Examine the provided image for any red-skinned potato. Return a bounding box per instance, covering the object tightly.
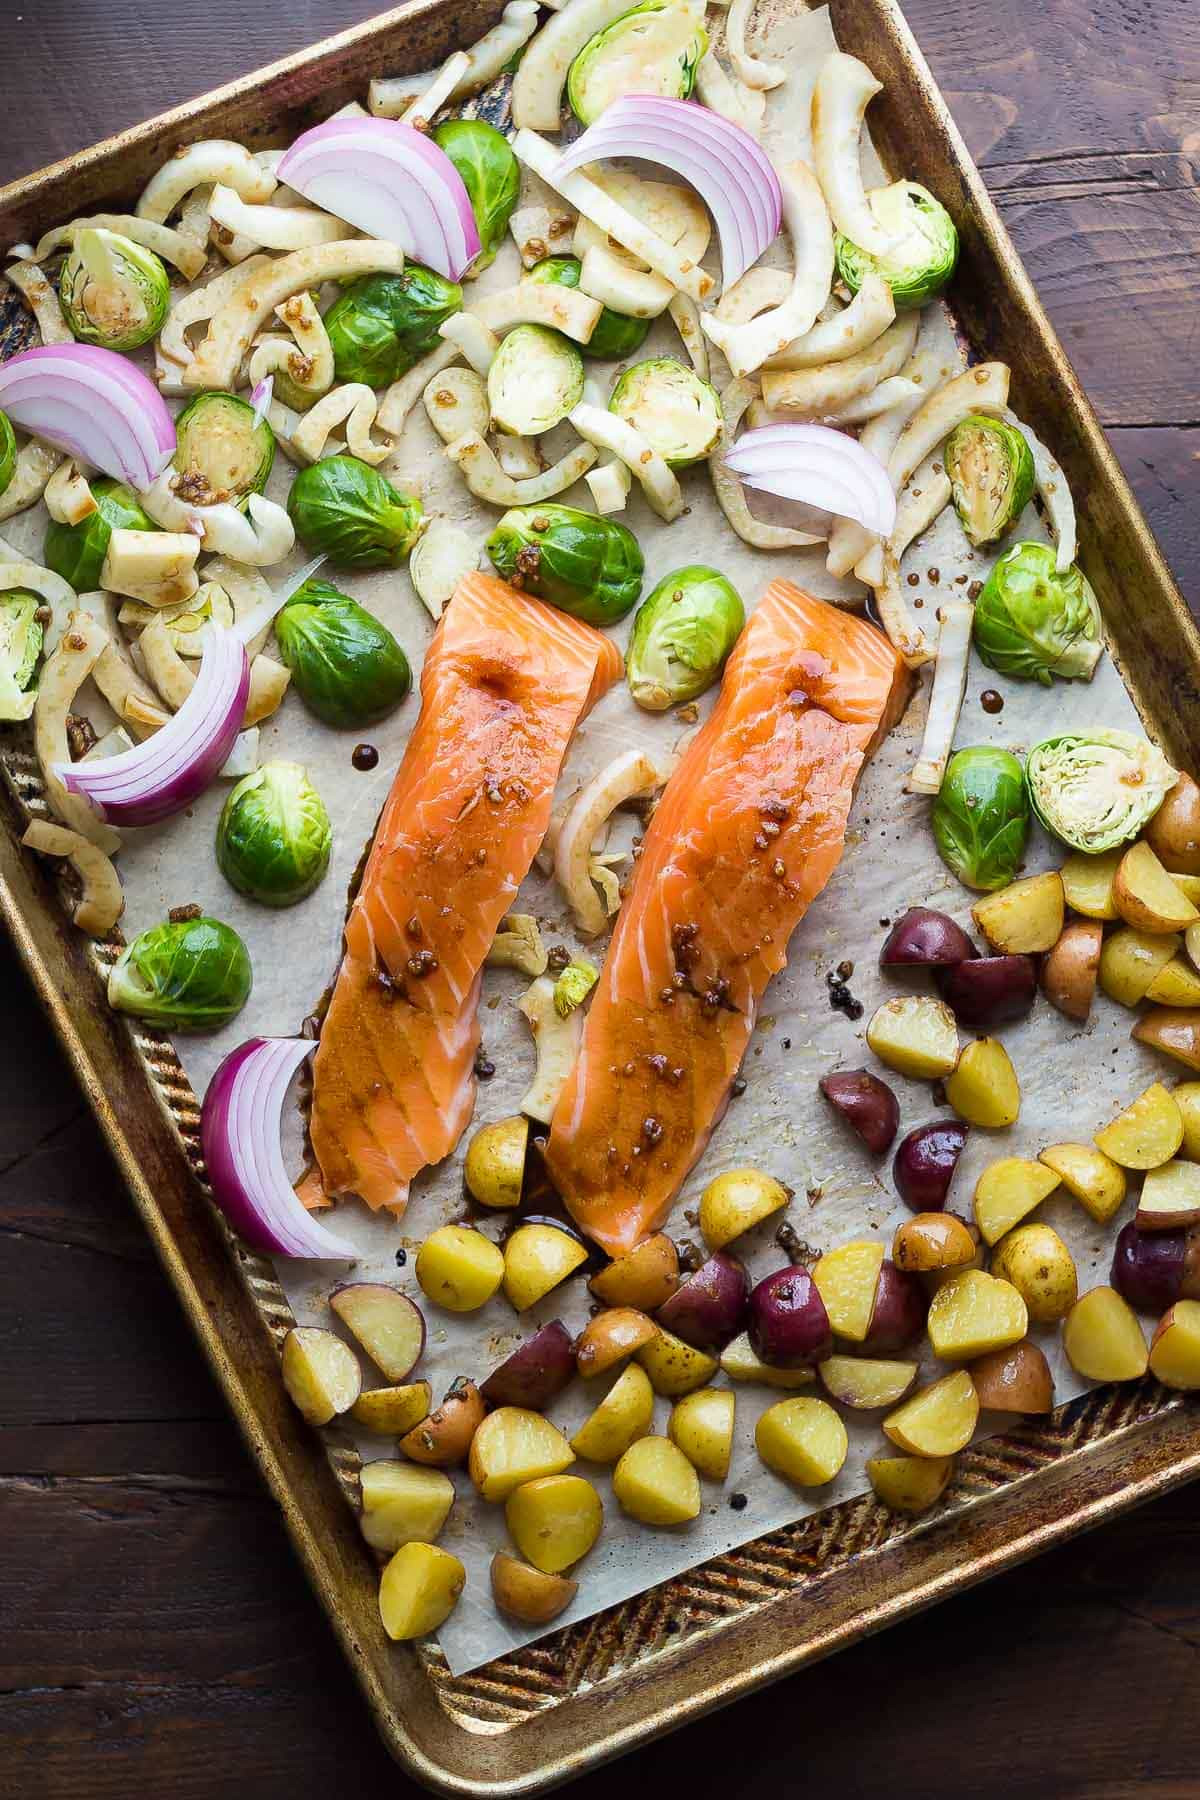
[480,1321,576,1410]
[935,955,1037,1030]
[880,907,976,967]
[329,1283,426,1382]
[861,1259,928,1352]
[1136,1159,1200,1232]
[970,1339,1055,1413]
[1040,921,1102,1023]
[589,1233,679,1310]
[1111,1221,1200,1314]
[818,1069,900,1154]
[747,1265,833,1369]
[893,1121,969,1213]
[400,1379,486,1466]
[1145,773,1200,874]
[1149,1300,1200,1389]
[656,1250,749,1350]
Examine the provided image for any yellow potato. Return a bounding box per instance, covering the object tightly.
[973,1157,1060,1246]
[1145,958,1200,1007]
[1093,1081,1183,1170]
[468,1407,575,1501]
[990,1223,1078,1323]
[865,996,958,1080]
[1133,1008,1200,1071]
[1136,1158,1200,1231]
[280,1326,361,1425]
[1041,919,1102,1023]
[1174,1082,1200,1159]
[1173,873,1200,905]
[944,1036,1020,1128]
[1063,1287,1149,1382]
[1038,1142,1127,1224]
[892,1212,979,1274]
[464,1115,529,1208]
[926,1269,1028,1360]
[755,1397,848,1486]
[1149,1300,1200,1390]
[812,1240,885,1343]
[1113,840,1200,933]
[351,1380,432,1437]
[505,1475,603,1573]
[329,1282,425,1381]
[699,1167,791,1249]
[378,1541,465,1641]
[720,1333,815,1388]
[359,1460,454,1554]
[971,871,1064,954]
[1060,847,1121,920]
[416,1224,505,1312]
[575,1308,658,1377]
[503,1222,589,1312]
[1098,927,1179,1008]
[400,1380,485,1467]
[883,1370,980,1457]
[613,1435,702,1524]
[589,1233,680,1311]
[1188,922,1200,976]
[570,1363,655,1463]
[1144,772,1200,874]
[669,1387,736,1479]
[969,1339,1055,1413]
[818,1355,917,1409]
[636,1326,719,1396]
[867,1453,955,1514]
[490,1551,577,1624]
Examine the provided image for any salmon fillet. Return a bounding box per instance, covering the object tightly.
[308,572,622,1215]
[546,581,908,1255]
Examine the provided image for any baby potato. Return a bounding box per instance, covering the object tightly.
[400,1379,485,1467]
[944,1037,1020,1129]
[1060,847,1121,920]
[1149,1299,1200,1390]
[1099,927,1179,1008]
[575,1308,658,1377]
[1113,840,1200,934]
[416,1224,505,1312]
[351,1380,432,1437]
[613,1435,702,1525]
[812,1239,885,1343]
[1133,1008,1200,1072]
[464,1115,529,1208]
[469,1407,575,1501]
[971,871,1064,954]
[281,1326,362,1426]
[866,995,959,1080]
[359,1460,454,1554]
[990,1223,1078,1323]
[756,1397,848,1486]
[970,1339,1055,1413]
[883,1370,980,1457]
[669,1386,736,1479]
[1038,1142,1127,1224]
[490,1552,577,1625]
[330,1283,425,1382]
[1093,1081,1183,1170]
[926,1269,1028,1361]
[570,1363,655,1463]
[867,1453,955,1515]
[589,1232,679,1310]
[818,1355,917,1410]
[1144,958,1200,1007]
[699,1167,791,1249]
[636,1326,719,1396]
[505,1475,603,1573]
[1144,772,1200,874]
[379,1541,465,1641]
[503,1221,589,1313]
[1174,1082,1200,1159]
[973,1157,1061,1247]
[1040,920,1102,1023]
[892,1211,978,1274]
[719,1332,816,1388]
[1063,1287,1149,1382]
[1136,1158,1200,1231]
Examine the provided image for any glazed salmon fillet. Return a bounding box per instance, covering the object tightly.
[307,572,622,1216]
[546,581,908,1255]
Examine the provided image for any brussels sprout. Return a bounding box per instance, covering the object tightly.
[43,476,158,591]
[59,227,171,352]
[275,576,412,728]
[0,408,15,499]
[554,958,599,1017]
[324,267,463,389]
[932,747,1031,892]
[287,455,425,568]
[609,357,723,468]
[488,324,584,437]
[944,415,1035,548]
[217,762,333,907]
[973,540,1103,687]
[1026,730,1178,855]
[485,504,644,625]
[527,256,651,362]
[626,564,744,711]
[107,915,252,1031]
[834,180,959,312]
[432,119,520,273]
[173,392,275,507]
[567,0,707,125]
[0,590,44,721]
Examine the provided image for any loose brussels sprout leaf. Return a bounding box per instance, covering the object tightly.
[275,577,413,729]
[173,392,275,506]
[43,476,158,591]
[485,503,644,625]
[554,958,599,1017]
[0,590,44,721]
[932,746,1031,892]
[432,120,520,273]
[567,0,708,126]
[528,256,651,362]
[944,415,1035,548]
[107,915,252,1031]
[627,564,744,711]
[216,761,333,908]
[0,409,15,499]
[609,357,723,469]
[59,226,171,351]
[324,267,463,389]
[973,540,1103,687]
[1026,730,1178,855]
[287,455,425,569]
[834,181,959,312]
[488,323,584,437]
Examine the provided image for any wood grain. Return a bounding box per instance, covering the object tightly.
[1,1,1198,1794]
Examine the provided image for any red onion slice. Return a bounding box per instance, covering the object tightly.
[724,422,896,534]
[250,375,274,427]
[202,1037,357,1260]
[0,344,175,490]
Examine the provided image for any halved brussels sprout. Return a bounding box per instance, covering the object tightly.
[432,119,520,273]
[0,409,15,499]
[287,455,425,568]
[627,564,744,711]
[488,323,584,437]
[43,476,158,592]
[1026,730,1178,855]
[609,357,723,468]
[107,915,252,1032]
[932,746,1031,892]
[217,762,333,907]
[173,392,275,507]
[567,0,707,126]
[275,576,412,728]
[944,415,1035,548]
[973,540,1103,687]
[59,227,171,351]
[324,267,463,389]
[527,256,651,363]
[834,181,959,312]
[0,590,44,721]
[486,503,644,625]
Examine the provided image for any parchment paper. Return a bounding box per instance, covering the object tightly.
[5,5,1174,1676]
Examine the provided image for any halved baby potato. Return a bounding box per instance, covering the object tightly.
[866,996,959,1080]
[945,1037,1020,1129]
[281,1326,362,1425]
[755,1397,848,1486]
[669,1386,736,1479]
[636,1326,719,1396]
[570,1362,655,1463]
[990,1223,1078,1323]
[699,1167,791,1249]
[351,1380,432,1437]
[973,1157,1060,1246]
[1144,958,1200,1007]
[503,1221,589,1312]
[1144,772,1200,874]
[1149,1299,1200,1390]
[1038,1142,1127,1224]
[812,1240,885,1344]
[491,1552,577,1625]
[1133,1008,1200,1072]
[1063,1287,1149,1382]
[359,1459,454,1554]
[926,1269,1028,1360]
[589,1233,679,1310]
[379,1541,465,1641]
[1188,922,1200,976]
[892,1211,979,1274]
[1060,847,1121,920]
[1093,1082,1183,1170]
[719,1333,815,1388]
[400,1379,485,1467]
[818,1355,917,1410]
[469,1406,575,1501]
[1113,841,1200,934]
[1099,927,1179,1008]
[867,1452,955,1514]
[416,1224,505,1312]
[330,1283,425,1382]
[969,1338,1054,1413]
[1136,1158,1200,1231]
[972,871,1064,954]
[575,1308,658,1377]
[613,1435,702,1524]
[883,1369,980,1457]
[1040,920,1102,1023]
[505,1474,603,1573]
[1174,1082,1200,1158]
[464,1115,529,1208]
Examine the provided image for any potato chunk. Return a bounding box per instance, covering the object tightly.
[1093,1082,1183,1170]
[464,1115,529,1208]
[359,1460,454,1554]
[1113,841,1200,933]
[1099,927,1178,1008]
[1149,1300,1200,1390]
[866,996,959,1080]
[503,1221,589,1313]
[416,1225,505,1312]
[883,1370,980,1457]
[1144,958,1200,1007]
[1136,1158,1200,1231]
[613,1435,702,1524]
[400,1380,485,1467]
[589,1233,679,1310]
[1063,1287,1149,1382]
[972,871,1064,954]
[570,1363,655,1463]
[990,1223,1078,1323]
[1041,920,1102,1022]
[636,1326,719,1396]
[330,1283,425,1381]
[719,1333,815,1388]
[669,1387,736,1479]
[351,1380,432,1437]
[575,1308,658,1377]
[699,1168,790,1249]
[1133,1008,1200,1071]
[926,1269,1028,1360]
[755,1397,848,1486]
[973,1157,1060,1246]
[468,1407,575,1501]
[378,1541,465,1640]
[811,1240,885,1343]
[1173,1082,1200,1158]
[505,1475,603,1573]
[491,1552,577,1625]
[818,1355,917,1409]
[892,1212,979,1274]
[1038,1142,1127,1223]
[969,1339,1054,1413]
[281,1326,361,1425]
[1060,848,1121,920]
[867,1453,954,1514]
[944,1036,1020,1128]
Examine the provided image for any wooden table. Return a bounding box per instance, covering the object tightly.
[3,3,1199,1793]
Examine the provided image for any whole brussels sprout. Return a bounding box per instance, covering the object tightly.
[173,392,275,506]
[324,267,462,388]
[44,476,157,591]
[973,541,1103,687]
[609,357,723,468]
[485,504,644,625]
[59,227,171,351]
[432,119,520,273]
[107,915,252,1031]
[1026,730,1178,855]
[567,0,707,125]
[487,323,584,436]
[275,577,412,728]
[626,565,744,711]
[0,408,15,499]
[287,455,424,568]
[932,746,1031,892]
[944,415,1035,548]
[527,256,651,362]
[834,180,959,311]
[0,590,44,721]
[217,762,333,907]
